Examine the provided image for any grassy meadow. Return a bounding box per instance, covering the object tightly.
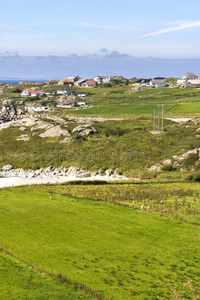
[0,183,200,299]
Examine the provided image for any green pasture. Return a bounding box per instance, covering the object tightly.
[0,184,200,299]
[0,252,92,300]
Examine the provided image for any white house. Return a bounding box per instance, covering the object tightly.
[183,73,197,81]
[21,90,44,97]
[57,89,72,95]
[149,77,168,87]
[33,106,49,112]
[94,76,112,84]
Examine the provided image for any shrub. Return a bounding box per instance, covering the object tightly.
[182,154,199,167]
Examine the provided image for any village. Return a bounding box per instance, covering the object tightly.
[10,72,200,112]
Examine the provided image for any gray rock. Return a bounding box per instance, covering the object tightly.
[98,170,106,176]
[19,126,27,131]
[105,169,114,176]
[76,172,91,178]
[59,137,74,143]
[148,163,162,171]
[2,164,13,172]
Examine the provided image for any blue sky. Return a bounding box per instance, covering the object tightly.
[1,0,200,78]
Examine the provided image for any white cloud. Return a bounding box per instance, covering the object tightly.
[140,20,200,37]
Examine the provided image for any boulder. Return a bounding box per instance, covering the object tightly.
[98,170,106,176]
[39,126,71,138]
[148,163,162,171]
[72,125,98,136]
[105,169,114,176]
[59,137,74,144]
[2,164,13,172]
[19,126,27,131]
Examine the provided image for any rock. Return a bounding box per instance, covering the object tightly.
[72,125,98,136]
[76,172,91,178]
[91,172,98,177]
[17,134,30,141]
[148,163,162,171]
[44,166,55,172]
[0,100,17,122]
[59,137,74,144]
[19,126,27,131]
[2,164,13,171]
[162,159,172,165]
[98,170,106,176]
[39,126,71,138]
[182,149,198,158]
[105,169,114,176]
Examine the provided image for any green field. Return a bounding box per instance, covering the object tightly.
[0,252,93,299]
[0,184,200,299]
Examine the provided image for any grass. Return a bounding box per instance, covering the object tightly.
[0,184,200,299]
[1,116,200,174]
[0,251,93,300]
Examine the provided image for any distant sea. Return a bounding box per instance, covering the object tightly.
[0,79,53,84]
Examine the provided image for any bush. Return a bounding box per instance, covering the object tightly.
[161,164,174,171]
[185,173,200,182]
[182,154,199,167]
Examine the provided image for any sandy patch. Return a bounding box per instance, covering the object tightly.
[0,175,126,188]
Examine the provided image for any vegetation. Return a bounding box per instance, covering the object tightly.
[0,184,199,299]
[1,82,200,299]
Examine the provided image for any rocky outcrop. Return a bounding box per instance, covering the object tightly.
[0,165,124,180]
[72,125,98,136]
[0,100,24,123]
[148,148,200,171]
[39,125,71,138]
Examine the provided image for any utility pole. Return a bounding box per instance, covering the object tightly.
[157,104,160,131]
[153,107,156,131]
[161,104,164,131]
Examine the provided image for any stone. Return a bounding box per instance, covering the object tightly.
[105,169,114,176]
[19,126,27,131]
[76,172,91,178]
[98,170,106,176]
[17,134,30,141]
[72,125,98,136]
[2,164,13,171]
[59,137,74,144]
[39,126,70,138]
[148,163,162,171]
[162,159,172,165]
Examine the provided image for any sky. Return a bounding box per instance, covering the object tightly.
[1,0,200,78]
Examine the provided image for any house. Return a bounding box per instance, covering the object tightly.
[183,73,197,81]
[149,77,168,87]
[57,99,77,108]
[57,89,72,95]
[45,90,55,95]
[33,106,49,112]
[58,80,74,86]
[188,80,200,87]
[74,79,87,86]
[94,76,112,84]
[82,80,96,87]
[65,76,79,82]
[46,81,54,85]
[21,89,44,97]
[133,79,151,86]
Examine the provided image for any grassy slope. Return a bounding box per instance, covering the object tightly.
[1,116,200,174]
[0,185,199,299]
[0,252,93,300]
